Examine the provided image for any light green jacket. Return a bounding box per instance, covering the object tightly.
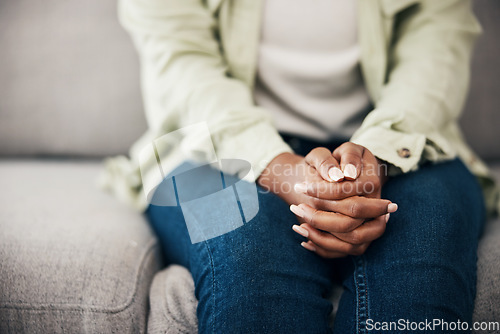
[102,0,498,215]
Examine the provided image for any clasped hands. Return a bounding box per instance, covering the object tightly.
[258,142,398,258]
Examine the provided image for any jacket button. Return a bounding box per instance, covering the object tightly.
[398,148,411,158]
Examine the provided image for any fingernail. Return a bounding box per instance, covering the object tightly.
[290,204,305,218]
[328,167,344,182]
[294,183,308,194]
[292,224,309,238]
[343,164,357,180]
[301,241,316,252]
[385,213,390,223]
[387,203,398,213]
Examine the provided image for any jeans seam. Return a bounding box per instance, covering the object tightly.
[353,257,360,334]
[363,256,371,328]
[353,255,369,334]
[202,240,217,334]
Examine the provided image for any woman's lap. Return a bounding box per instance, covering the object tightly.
[333,158,485,333]
[148,179,337,333]
[147,158,485,334]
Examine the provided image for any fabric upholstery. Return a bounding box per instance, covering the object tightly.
[473,165,500,326]
[148,265,198,334]
[460,1,500,160]
[0,0,498,161]
[0,1,147,156]
[474,215,500,327]
[0,160,162,333]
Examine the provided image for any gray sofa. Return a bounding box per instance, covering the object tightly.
[0,1,499,333]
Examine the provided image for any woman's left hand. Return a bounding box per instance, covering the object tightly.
[297,142,389,200]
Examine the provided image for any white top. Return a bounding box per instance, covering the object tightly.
[254,0,370,141]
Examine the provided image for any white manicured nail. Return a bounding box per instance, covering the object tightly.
[328,167,344,182]
[301,241,316,252]
[343,164,357,180]
[292,225,309,238]
[387,203,398,213]
[290,204,305,218]
[385,213,390,223]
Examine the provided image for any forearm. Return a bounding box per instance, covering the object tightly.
[351,0,480,174]
[120,0,292,179]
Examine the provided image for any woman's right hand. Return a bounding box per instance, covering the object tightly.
[257,151,327,206]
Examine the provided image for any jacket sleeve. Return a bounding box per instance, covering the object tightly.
[118,0,291,178]
[351,0,481,173]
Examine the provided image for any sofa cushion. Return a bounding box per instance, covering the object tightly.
[148,265,198,334]
[474,215,500,328]
[460,1,500,160]
[0,160,161,334]
[0,0,147,157]
[0,0,499,160]
[473,164,500,326]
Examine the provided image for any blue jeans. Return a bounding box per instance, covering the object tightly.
[147,139,485,333]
